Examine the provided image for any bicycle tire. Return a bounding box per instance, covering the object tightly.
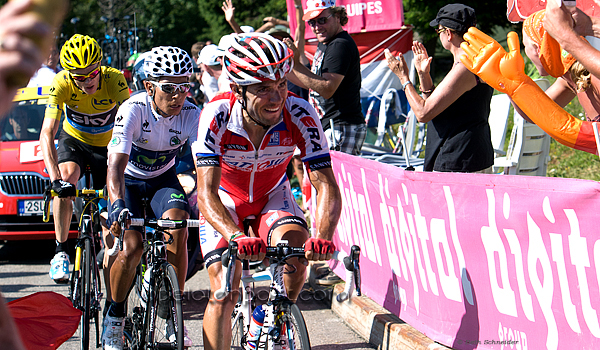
[80,237,92,350]
[124,263,145,350]
[230,309,245,350]
[280,304,311,350]
[145,262,184,350]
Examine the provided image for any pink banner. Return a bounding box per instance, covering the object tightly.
[286,0,404,40]
[328,151,600,350]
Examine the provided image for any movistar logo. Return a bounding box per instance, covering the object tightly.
[136,155,166,165]
[171,193,185,199]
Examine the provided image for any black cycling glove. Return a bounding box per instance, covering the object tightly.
[51,179,76,198]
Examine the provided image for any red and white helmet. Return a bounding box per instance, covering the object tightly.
[222,33,294,86]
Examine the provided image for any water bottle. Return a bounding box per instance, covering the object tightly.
[140,266,151,307]
[245,305,265,350]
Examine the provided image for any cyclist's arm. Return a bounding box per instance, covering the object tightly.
[106,153,129,203]
[40,87,64,181]
[195,164,243,241]
[308,166,342,240]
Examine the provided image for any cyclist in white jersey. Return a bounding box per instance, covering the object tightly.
[192,32,342,350]
[103,46,198,349]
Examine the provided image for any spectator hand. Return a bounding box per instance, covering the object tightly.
[304,237,335,261]
[384,49,409,80]
[283,38,300,64]
[221,0,235,23]
[412,41,432,75]
[51,179,76,198]
[460,28,528,96]
[571,7,594,37]
[232,234,266,261]
[544,0,575,43]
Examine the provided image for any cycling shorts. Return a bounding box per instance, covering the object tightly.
[122,167,190,233]
[201,180,307,268]
[56,129,108,191]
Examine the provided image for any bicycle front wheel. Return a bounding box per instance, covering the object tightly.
[145,262,184,350]
[124,264,145,350]
[280,304,311,350]
[230,308,245,350]
[80,238,92,350]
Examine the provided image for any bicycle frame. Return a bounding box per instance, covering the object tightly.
[119,217,201,350]
[219,241,362,350]
[42,172,106,350]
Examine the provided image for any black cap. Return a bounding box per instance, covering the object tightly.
[429,3,476,33]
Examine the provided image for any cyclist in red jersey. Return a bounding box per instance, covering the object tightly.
[192,32,342,350]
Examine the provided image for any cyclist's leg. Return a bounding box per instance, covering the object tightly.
[50,133,82,281]
[149,171,190,292]
[89,147,114,308]
[108,177,146,305]
[200,190,248,350]
[252,181,309,302]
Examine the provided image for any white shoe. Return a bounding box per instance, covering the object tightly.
[102,315,124,350]
[165,322,193,347]
[49,251,69,283]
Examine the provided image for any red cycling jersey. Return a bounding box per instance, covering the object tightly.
[191,92,332,203]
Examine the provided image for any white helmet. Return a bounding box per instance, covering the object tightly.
[222,32,293,86]
[144,46,193,78]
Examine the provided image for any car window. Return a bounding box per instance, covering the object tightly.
[0,100,62,141]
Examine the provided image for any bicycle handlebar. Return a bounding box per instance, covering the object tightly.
[42,188,106,223]
[214,240,362,301]
[105,216,202,257]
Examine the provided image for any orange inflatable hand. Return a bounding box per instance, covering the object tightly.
[460,28,528,95]
[461,27,597,155]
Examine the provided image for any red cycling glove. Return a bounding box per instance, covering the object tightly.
[232,235,266,258]
[304,238,335,256]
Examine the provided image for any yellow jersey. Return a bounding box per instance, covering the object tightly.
[45,66,130,147]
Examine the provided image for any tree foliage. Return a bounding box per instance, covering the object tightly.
[403,0,518,43]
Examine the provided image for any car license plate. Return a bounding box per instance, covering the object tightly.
[18,199,50,216]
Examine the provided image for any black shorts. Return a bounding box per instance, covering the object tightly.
[121,167,190,231]
[56,130,108,188]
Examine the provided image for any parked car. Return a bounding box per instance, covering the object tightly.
[0,86,78,240]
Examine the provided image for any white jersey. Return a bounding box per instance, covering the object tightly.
[108,92,200,179]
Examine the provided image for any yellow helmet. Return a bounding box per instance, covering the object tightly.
[60,34,103,70]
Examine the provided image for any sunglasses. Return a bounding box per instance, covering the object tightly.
[70,67,101,82]
[435,27,448,35]
[308,15,332,27]
[149,81,191,94]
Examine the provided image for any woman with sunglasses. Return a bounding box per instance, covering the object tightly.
[104,46,197,349]
[40,34,130,289]
[385,3,495,173]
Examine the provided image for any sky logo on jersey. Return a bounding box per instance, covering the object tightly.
[170,136,181,146]
[268,132,280,146]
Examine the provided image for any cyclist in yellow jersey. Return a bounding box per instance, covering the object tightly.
[40,34,130,285]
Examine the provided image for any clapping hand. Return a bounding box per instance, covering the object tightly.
[412,41,432,75]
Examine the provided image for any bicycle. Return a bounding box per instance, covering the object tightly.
[110,216,200,350]
[216,240,362,350]
[42,174,105,350]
